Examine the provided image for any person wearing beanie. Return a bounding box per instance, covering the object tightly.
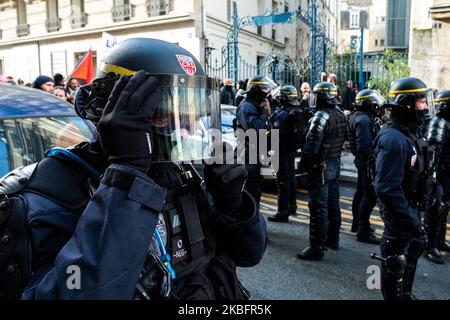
[33,75,55,93]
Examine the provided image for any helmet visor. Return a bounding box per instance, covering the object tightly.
[425,89,436,118]
[151,78,221,163]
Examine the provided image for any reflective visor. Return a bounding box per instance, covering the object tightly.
[150,75,221,162]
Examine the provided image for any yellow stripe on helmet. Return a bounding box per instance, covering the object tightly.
[388,88,428,95]
[102,63,138,76]
[434,97,450,102]
[249,81,271,85]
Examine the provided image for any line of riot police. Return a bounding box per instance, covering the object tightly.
[236,74,449,301]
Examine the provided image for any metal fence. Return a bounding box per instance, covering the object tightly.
[206,48,410,99]
[326,52,410,98]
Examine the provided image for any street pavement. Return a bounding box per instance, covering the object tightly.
[237,181,450,300]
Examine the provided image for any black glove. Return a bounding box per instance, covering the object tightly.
[203,142,248,218]
[98,70,162,173]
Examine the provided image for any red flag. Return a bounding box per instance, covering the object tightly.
[70,49,95,84]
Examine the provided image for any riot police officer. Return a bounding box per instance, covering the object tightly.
[348,90,384,244]
[373,77,430,300]
[0,38,267,299]
[424,90,450,264]
[297,82,347,260]
[236,75,276,206]
[268,85,307,222]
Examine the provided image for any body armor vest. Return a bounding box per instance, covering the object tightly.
[385,123,432,205]
[348,111,378,156]
[320,107,347,160]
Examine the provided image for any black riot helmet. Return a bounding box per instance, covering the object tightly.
[279,85,300,107]
[387,77,433,123]
[354,89,384,114]
[312,82,338,108]
[246,75,277,105]
[434,90,450,114]
[74,38,221,163]
[388,77,428,109]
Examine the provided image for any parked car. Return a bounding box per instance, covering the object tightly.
[0,83,95,177]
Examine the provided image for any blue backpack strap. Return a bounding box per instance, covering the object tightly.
[46,147,101,178]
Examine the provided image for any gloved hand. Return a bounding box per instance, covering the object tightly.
[203,142,248,218]
[98,70,162,173]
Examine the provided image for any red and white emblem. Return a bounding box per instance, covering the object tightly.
[176,54,197,75]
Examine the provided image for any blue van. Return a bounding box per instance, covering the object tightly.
[0,84,94,177]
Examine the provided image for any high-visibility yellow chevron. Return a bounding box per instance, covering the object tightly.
[102,63,137,76]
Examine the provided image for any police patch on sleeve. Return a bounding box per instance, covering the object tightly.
[176,54,197,75]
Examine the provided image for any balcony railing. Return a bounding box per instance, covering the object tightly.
[16,24,30,37]
[45,17,61,32]
[146,0,172,17]
[112,3,133,22]
[70,12,88,28]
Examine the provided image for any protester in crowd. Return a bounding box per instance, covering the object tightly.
[54,86,68,102]
[300,82,311,109]
[53,73,65,87]
[32,75,55,93]
[236,79,248,106]
[341,80,356,111]
[65,78,80,104]
[328,73,342,102]
[220,78,236,105]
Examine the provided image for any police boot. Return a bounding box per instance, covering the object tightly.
[423,222,445,264]
[402,259,419,300]
[268,212,289,223]
[324,237,339,251]
[357,226,380,245]
[423,248,445,264]
[288,203,298,216]
[380,255,406,300]
[296,246,324,261]
[297,204,324,261]
[357,232,381,245]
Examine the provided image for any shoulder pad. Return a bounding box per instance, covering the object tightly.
[311,111,329,124]
[309,111,329,132]
[426,116,446,144]
[0,157,91,214]
[0,164,37,195]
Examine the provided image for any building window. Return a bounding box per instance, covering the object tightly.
[272,28,276,41]
[146,0,172,17]
[46,0,61,32]
[284,1,289,13]
[386,0,411,48]
[112,0,133,22]
[70,0,87,28]
[16,0,29,37]
[381,16,385,22]
[380,39,385,46]
[51,51,67,76]
[350,13,359,28]
[375,39,378,46]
